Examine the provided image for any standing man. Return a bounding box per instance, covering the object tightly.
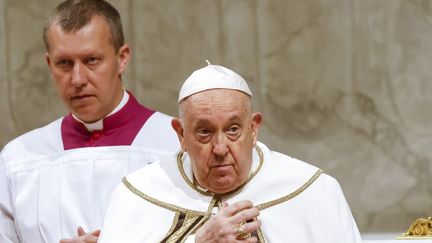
[99,63,362,242]
[0,0,179,242]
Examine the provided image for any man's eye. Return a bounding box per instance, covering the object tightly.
[56,60,72,67]
[197,128,210,136]
[86,57,99,65]
[228,126,240,134]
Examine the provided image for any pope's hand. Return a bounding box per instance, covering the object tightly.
[59,226,100,243]
[195,200,261,243]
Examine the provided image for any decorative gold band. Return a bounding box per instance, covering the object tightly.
[122,177,208,215]
[256,169,323,210]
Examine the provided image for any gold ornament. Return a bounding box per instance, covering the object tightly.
[396,217,432,239]
[235,221,251,239]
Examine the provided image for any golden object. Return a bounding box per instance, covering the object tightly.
[404,217,432,236]
[396,217,432,240]
[235,221,251,239]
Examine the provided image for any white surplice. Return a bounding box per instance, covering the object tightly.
[0,108,180,242]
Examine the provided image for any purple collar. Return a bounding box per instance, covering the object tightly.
[61,92,155,150]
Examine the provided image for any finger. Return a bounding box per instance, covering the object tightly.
[244,219,262,233]
[236,236,258,243]
[234,231,258,242]
[59,239,74,243]
[222,200,253,216]
[84,235,99,243]
[233,219,262,238]
[77,226,86,236]
[232,207,260,224]
[90,229,101,237]
[242,236,258,243]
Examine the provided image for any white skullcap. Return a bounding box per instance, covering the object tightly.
[178,61,253,103]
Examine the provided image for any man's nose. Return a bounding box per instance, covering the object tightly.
[71,63,87,88]
[212,134,229,156]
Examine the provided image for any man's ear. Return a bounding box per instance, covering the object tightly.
[251,112,263,145]
[45,52,51,67]
[117,44,130,75]
[45,53,56,82]
[171,118,186,151]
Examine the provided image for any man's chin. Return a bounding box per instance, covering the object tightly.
[208,178,239,194]
[71,109,103,123]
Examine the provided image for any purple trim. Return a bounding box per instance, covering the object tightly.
[61,92,155,150]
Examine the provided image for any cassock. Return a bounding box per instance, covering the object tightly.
[99,142,361,243]
[0,91,180,243]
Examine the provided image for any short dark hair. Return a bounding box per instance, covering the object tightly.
[43,0,124,51]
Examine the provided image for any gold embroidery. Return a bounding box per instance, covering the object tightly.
[180,216,209,243]
[122,177,207,215]
[124,177,218,243]
[250,169,322,243]
[256,169,323,210]
[163,212,180,240]
[180,198,218,242]
[257,228,266,243]
[167,214,201,243]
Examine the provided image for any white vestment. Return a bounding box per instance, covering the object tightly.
[99,142,361,243]
[0,103,180,242]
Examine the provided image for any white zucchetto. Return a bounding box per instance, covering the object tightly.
[178,61,253,103]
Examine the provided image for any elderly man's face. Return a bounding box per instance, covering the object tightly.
[45,16,130,123]
[173,89,262,194]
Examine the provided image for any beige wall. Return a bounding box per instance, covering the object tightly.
[1,0,431,233]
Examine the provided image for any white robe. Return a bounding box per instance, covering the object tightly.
[0,112,180,243]
[99,142,362,243]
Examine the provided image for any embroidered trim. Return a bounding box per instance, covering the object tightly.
[180,198,218,242]
[167,214,201,242]
[162,212,180,241]
[256,228,266,242]
[256,169,323,210]
[122,177,208,215]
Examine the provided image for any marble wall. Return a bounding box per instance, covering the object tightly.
[1,0,431,233]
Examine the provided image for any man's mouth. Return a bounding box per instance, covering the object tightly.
[71,94,93,100]
[211,164,233,169]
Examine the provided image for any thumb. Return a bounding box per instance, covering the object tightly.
[77,226,86,236]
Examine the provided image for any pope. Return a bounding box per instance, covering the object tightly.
[99,63,362,243]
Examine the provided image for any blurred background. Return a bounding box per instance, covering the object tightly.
[1,0,431,235]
